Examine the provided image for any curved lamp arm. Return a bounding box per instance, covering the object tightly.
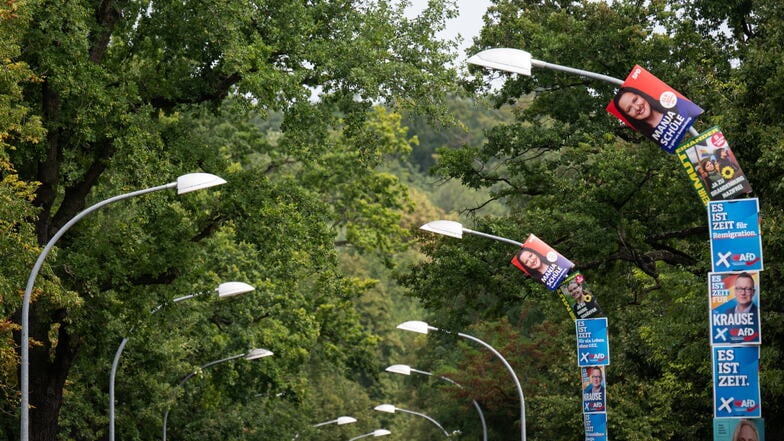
[374,404,450,438]
[20,173,225,441]
[385,364,487,441]
[162,348,272,441]
[109,281,253,441]
[397,320,526,441]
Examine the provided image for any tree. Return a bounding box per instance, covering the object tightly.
[2,0,464,439]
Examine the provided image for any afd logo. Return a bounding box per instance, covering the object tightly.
[716,252,760,269]
[580,353,607,363]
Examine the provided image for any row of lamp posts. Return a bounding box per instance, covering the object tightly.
[19,46,728,440]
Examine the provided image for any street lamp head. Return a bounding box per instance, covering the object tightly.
[386,364,412,375]
[374,404,397,414]
[176,173,227,194]
[336,416,357,425]
[244,348,274,360]
[420,220,464,239]
[397,320,431,334]
[371,429,391,437]
[216,281,255,298]
[467,48,534,76]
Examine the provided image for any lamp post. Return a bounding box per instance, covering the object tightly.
[109,281,254,441]
[162,348,273,441]
[20,172,226,441]
[347,429,391,441]
[397,320,527,441]
[467,47,700,138]
[374,404,451,438]
[386,364,488,441]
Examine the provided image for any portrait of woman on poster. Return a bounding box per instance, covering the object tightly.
[699,157,724,186]
[612,86,670,137]
[731,419,760,441]
[515,246,548,281]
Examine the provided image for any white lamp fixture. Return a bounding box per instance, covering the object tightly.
[420,220,465,238]
[467,48,534,76]
[336,416,357,425]
[244,348,274,360]
[176,172,228,194]
[374,404,397,413]
[217,281,255,298]
[397,320,432,335]
[385,364,412,376]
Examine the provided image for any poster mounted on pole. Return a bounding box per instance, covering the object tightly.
[576,318,610,367]
[713,346,761,418]
[606,64,703,153]
[676,126,752,204]
[559,272,603,319]
[510,234,574,290]
[708,199,763,273]
[709,271,761,345]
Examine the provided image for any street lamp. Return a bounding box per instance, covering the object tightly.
[20,172,226,441]
[347,429,391,441]
[420,220,523,246]
[109,281,254,441]
[312,416,358,427]
[162,348,273,441]
[386,364,488,441]
[467,47,700,138]
[397,320,527,441]
[374,404,451,438]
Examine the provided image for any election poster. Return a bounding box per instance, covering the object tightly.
[713,418,765,441]
[713,346,761,418]
[581,366,607,413]
[584,412,608,441]
[709,271,761,345]
[511,234,574,291]
[708,199,763,273]
[576,318,610,367]
[606,65,703,153]
[559,272,603,320]
[676,126,752,204]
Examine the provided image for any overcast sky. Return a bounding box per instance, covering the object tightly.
[406,0,492,59]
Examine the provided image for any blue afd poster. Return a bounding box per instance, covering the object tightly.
[581,366,607,413]
[576,318,610,367]
[713,346,761,418]
[709,199,762,272]
[713,418,765,441]
[584,412,608,441]
[709,272,761,345]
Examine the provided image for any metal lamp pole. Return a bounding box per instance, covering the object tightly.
[20,173,226,441]
[162,348,273,441]
[386,364,488,441]
[109,281,254,441]
[398,320,527,441]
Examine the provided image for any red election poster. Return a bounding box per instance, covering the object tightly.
[607,65,703,153]
[511,234,574,291]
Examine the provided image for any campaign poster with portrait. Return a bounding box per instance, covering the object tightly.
[510,234,574,291]
[559,272,603,320]
[709,271,761,345]
[676,126,752,204]
[713,346,761,418]
[581,366,607,413]
[584,412,608,441]
[713,418,765,441]
[606,65,703,153]
[708,199,763,273]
